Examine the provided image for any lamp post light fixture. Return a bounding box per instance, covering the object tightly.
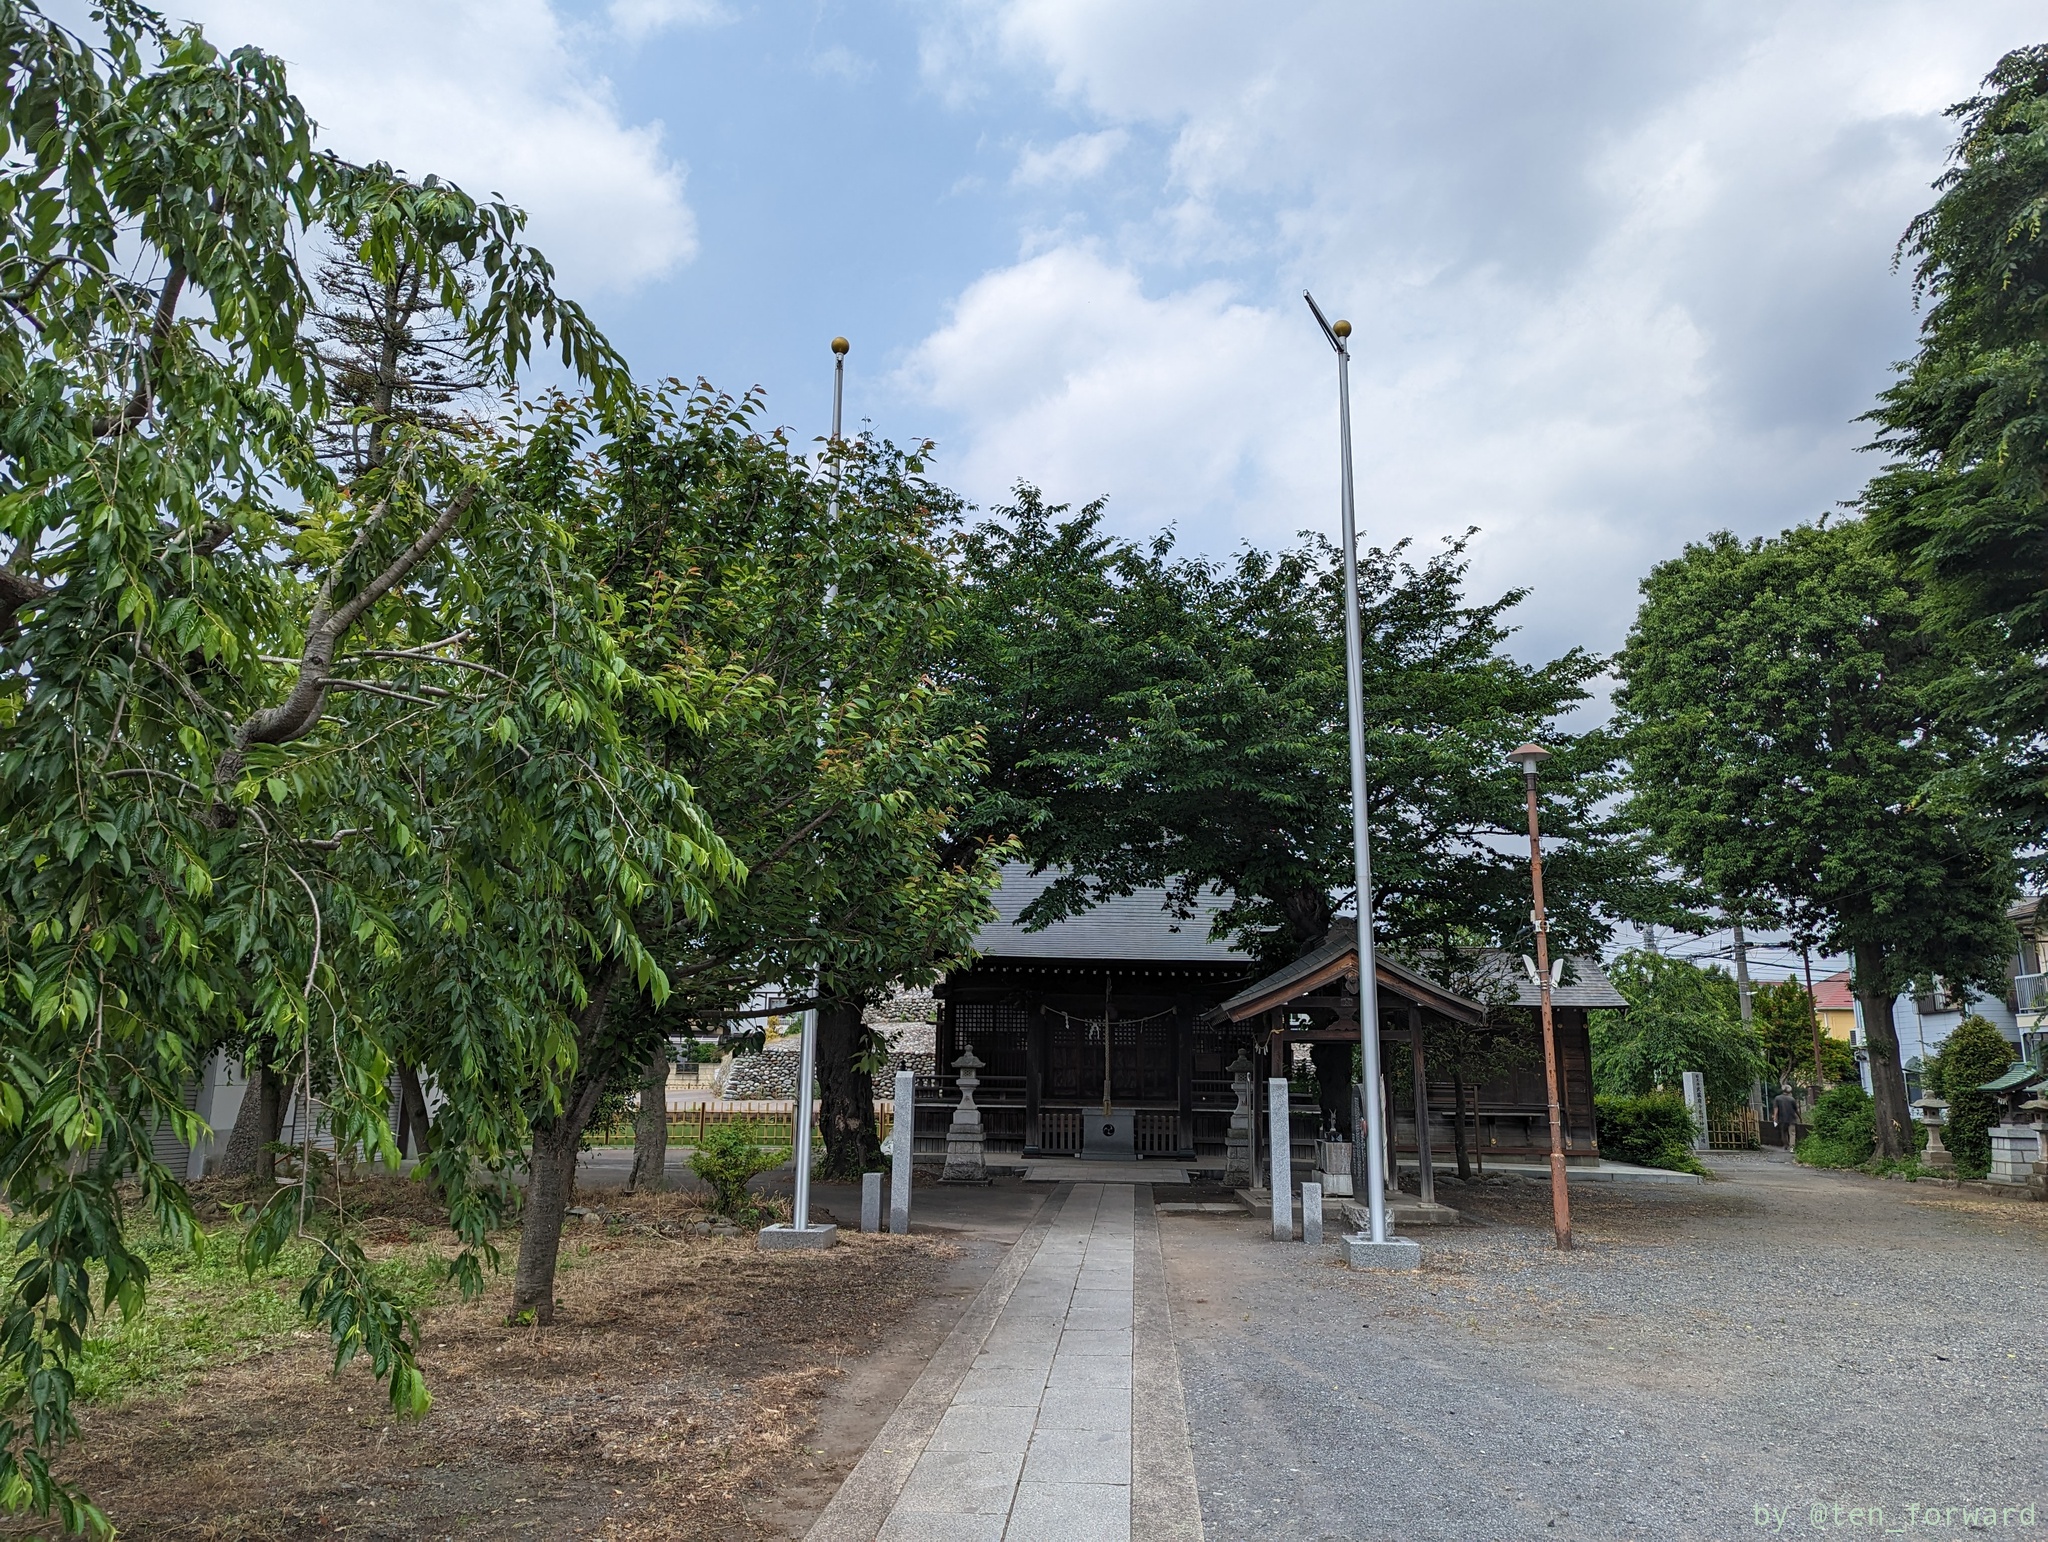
[1304,291,1392,1252]
[1508,740,1573,1251]
[766,335,852,1253]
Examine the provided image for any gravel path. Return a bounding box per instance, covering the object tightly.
[1161,1154,2048,1542]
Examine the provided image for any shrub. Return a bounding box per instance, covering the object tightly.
[1797,1083,1874,1168]
[1594,1091,1706,1175]
[1927,1015,2015,1178]
[689,1120,784,1221]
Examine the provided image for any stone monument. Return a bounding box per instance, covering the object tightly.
[942,1047,988,1183]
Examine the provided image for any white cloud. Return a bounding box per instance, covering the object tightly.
[607,0,731,42]
[899,246,1319,535]
[177,0,697,297]
[1013,128,1127,187]
[907,1,2046,662]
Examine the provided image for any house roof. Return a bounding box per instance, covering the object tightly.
[1812,970,1855,1013]
[2011,896,2040,928]
[968,864,1250,965]
[1215,933,1487,1025]
[1460,949,1630,1010]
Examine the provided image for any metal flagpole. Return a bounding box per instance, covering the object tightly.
[790,335,850,1235]
[1304,292,1388,1247]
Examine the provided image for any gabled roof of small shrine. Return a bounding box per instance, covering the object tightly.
[1214,933,1487,1025]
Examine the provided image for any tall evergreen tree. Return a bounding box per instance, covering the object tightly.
[1863,43,2048,848]
[1615,522,2018,1159]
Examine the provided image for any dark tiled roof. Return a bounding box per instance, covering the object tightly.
[1460,948,1629,1010]
[968,864,1249,964]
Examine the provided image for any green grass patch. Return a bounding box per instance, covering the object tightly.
[1,1215,455,1408]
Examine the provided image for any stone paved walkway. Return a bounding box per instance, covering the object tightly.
[878,1183,1136,1541]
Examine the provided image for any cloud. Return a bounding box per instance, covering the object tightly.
[905,0,2046,663]
[809,44,875,83]
[607,0,732,41]
[899,246,1319,535]
[177,0,697,297]
[1013,128,1128,187]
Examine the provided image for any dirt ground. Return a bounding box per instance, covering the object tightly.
[14,1182,964,1541]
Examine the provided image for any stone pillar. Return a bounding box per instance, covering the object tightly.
[1302,1181,1324,1245]
[943,1047,987,1182]
[1223,1052,1254,1186]
[1682,1071,1709,1154]
[1268,1077,1292,1241]
[890,1068,914,1235]
[861,1171,883,1233]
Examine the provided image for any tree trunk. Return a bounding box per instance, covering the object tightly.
[816,999,881,1181]
[511,965,622,1325]
[1853,944,1911,1160]
[254,1065,286,1185]
[397,1065,433,1160]
[1282,886,1334,956]
[217,1051,269,1179]
[1450,1071,1472,1181]
[625,1042,671,1194]
[513,1118,581,1324]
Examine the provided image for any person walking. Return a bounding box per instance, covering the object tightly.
[1771,1084,1801,1154]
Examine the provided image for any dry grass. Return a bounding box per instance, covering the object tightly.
[11,1183,954,1540]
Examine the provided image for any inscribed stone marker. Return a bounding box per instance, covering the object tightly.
[1268,1076,1292,1240]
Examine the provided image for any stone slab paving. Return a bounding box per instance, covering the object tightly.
[882,1182,1134,1541]
[809,1180,1202,1542]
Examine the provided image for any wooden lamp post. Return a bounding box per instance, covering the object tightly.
[1508,741,1572,1251]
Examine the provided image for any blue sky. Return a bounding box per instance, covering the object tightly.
[182,0,2039,690]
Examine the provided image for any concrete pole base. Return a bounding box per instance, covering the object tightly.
[1341,1233,1421,1270]
[758,1222,839,1251]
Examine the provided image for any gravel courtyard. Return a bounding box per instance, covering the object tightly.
[1161,1156,2048,1542]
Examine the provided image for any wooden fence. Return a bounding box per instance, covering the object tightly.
[1705,1109,1761,1151]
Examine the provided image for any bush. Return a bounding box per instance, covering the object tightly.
[689,1120,784,1221]
[1927,1015,2015,1178]
[1797,1083,1874,1168]
[1594,1091,1706,1175]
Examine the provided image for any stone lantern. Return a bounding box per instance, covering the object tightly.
[1912,1093,1953,1173]
[1223,1052,1255,1187]
[942,1046,987,1183]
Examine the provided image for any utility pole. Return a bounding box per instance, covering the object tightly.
[1730,913,1755,1029]
[1801,939,1824,1092]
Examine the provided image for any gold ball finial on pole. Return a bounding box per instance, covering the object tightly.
[1332,319,1351,339]
[831,336,850,356]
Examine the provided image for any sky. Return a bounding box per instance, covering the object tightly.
[169,0,2046,682]
[162,0,2046,978]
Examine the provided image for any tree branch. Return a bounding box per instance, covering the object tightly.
[92,263,188,438]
